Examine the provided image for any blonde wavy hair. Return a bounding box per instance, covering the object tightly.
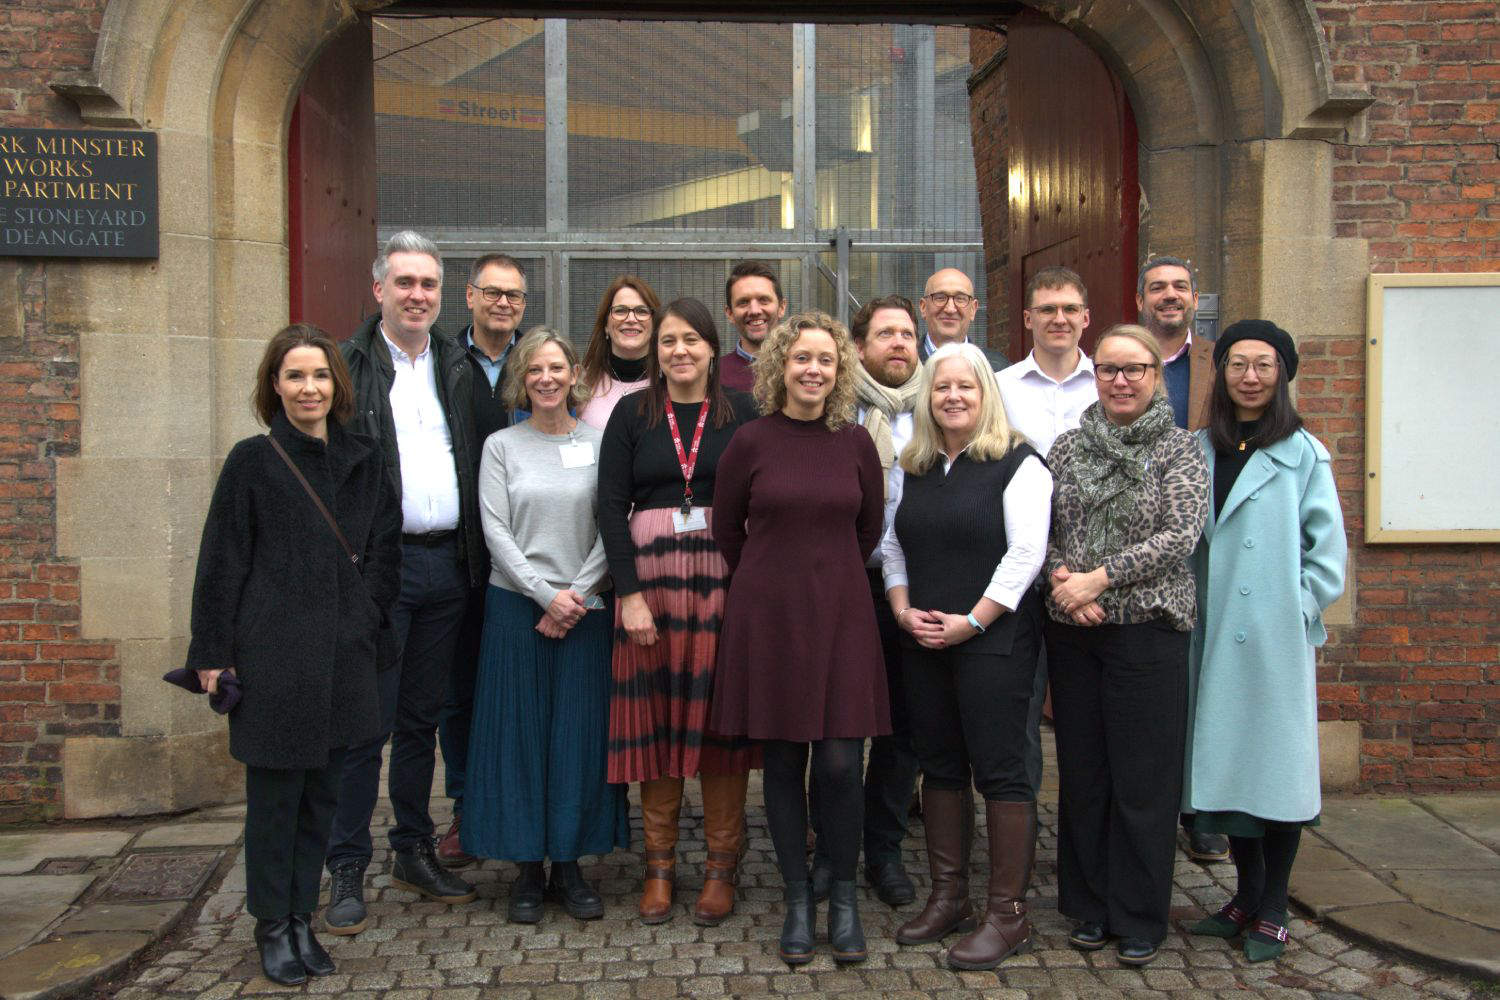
[901,342,1027,475]
[501,326,585,411]
[751,311,859,431]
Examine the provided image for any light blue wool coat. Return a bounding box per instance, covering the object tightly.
[1183,427,1346,822]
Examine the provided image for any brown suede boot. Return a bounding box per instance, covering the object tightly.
[896,787,977,944]
[693,772,749,926]
[946,799,1036,970]
[638,777,684,924]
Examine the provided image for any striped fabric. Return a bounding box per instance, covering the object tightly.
[607,507,758,783]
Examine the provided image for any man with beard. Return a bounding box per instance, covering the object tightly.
[435,253,529,868]
[719,260,787,392]
[1136,256,1212,431]
[808,294,925,907]
[918,268,1006,371]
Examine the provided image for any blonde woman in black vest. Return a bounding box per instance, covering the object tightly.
[881,342,1053,970]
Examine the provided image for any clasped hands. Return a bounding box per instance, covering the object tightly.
[1051,564,1108,626]
[537,588,590,639]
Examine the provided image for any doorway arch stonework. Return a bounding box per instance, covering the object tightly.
[46,0,1370,815]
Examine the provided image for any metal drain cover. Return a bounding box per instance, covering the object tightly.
[96,851,221,902]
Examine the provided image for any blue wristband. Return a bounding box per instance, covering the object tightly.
[966,613,986,634]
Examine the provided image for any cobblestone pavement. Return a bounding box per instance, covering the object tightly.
[102,778,1489,1000]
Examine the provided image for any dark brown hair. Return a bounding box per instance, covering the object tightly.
[252,323,354,427]
[580,275,661,395]
[850,294,917,341]
[636,297,736,430]
[724,260,784,309]
[1207,355,1303,453]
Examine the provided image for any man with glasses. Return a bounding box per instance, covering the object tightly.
[324,231,483,933]
[918,268,1007,371]
[434,254,530,868]
[720,260,788,392]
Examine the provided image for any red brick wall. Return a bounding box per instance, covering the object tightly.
[1310,0,1500,791]
[0,0,115,821]
[968,29,1010,354]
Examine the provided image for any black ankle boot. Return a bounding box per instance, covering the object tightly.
[289,913,335,976]
[254,916,307,986]
[778,880,815,965]
[828,879,867,963]
[548,860,604,920]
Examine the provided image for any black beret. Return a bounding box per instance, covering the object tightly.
[1213,319,1298,381]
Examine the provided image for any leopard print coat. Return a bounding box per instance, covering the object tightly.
[1044,416,1209,630]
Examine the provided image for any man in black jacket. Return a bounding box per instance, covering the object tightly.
[324,231,487,933]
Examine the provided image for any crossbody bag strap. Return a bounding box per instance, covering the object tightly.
[266,434,359,565]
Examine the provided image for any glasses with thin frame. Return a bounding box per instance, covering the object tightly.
[1027,303,1085,318]
[1094,363,1153,382]
[1224,359,1278,379]
[924,292,975,309]
[608,305,654,321]
[470,284,526,305]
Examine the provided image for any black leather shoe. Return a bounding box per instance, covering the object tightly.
[289,913,335,976]
[778,880,815,965]
[1117,937,1159,965]
[827,879,867,963]
[1186,829,1231,863]
[323,862,368,935]
[507,862,545,924]
[866,859,916,907]
[548,860,604,920]
[810,862,833,904]
[392,839,477,903]
[254,917,307,986]
[1068,920,1108,950]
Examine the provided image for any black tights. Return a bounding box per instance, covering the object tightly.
[1229,827,1302,923]
[762,738,864,882]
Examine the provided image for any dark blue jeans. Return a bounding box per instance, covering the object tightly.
[438,584,485,816]
[326,539,470,869]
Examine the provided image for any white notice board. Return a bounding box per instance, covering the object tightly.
[1365,272,1500,542]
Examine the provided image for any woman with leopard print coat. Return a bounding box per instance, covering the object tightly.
[1042,324,1210,968]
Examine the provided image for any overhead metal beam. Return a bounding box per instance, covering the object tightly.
[381,2,1023,25]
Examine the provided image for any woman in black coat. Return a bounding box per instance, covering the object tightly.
[186,324,401,986]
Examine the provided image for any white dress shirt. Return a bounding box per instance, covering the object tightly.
[879,450,1053,611]
[383,328,461,534]
[857,405,915,570]
[996,350,1096,457]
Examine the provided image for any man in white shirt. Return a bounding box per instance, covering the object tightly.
[997,266,1096,803]
[325,231,486,933]
[918,267,1007,371]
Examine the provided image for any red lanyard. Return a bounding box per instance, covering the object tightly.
[664,401,710,513]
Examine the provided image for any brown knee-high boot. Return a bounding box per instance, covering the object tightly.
[693,771,749,926]
[946,799,1036,970]
[897,787,976,944]
[639,777,684,924]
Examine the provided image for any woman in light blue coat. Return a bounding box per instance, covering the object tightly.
[1183,320,1345,963]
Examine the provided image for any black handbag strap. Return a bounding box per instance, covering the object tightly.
[266,434,359,565]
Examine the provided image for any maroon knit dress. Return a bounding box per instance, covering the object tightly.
[709,411,891,741]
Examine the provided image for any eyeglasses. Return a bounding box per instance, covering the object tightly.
[470,284,526,305]
[1094,363,1152,382]
[924,292,974,309]
[1225,359,1278,379]
[608,305,653,321]
[1027,303,1085,318]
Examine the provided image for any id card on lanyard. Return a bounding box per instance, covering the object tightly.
[665,401,710,534]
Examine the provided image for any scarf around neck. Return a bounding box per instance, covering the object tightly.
[854,363,924,474]
[1071,394,1175,568]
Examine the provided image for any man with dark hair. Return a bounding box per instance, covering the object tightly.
[808,293,923,907]
[434,253,529,867]
[918,267,1006,371]
[324,231,484,932]
[1137,255,1211,431]
[720,260,787,392]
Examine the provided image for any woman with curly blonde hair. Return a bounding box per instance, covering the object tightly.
[710,312,888,966]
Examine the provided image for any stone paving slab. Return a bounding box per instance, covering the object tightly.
[1289,867,1404,917]
[0,874,96,957]
[1415,794,1500,853]
[53,900,186,936]
[1317,798,1500,871]
[0,931,150,1000]
[1389,868,1500,932]
[1327,900,1500,982]
[131,821,244,849]
[0,831,134,876]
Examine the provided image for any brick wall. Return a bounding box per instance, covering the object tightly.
[0,0,114,821]
[1309,0,1500,791]
[967,29,1010,354]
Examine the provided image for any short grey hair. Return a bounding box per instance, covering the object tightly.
[1136,254,1196,296]
[373,230,444,284]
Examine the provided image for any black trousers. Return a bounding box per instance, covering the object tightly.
[245,748,346,919]
[903,613,1039,802]
[1047,619,1188,944]
[438,583,486,816]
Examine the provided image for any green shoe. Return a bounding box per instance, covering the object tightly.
[1243,919,1288,962]
[1187,902,1252,938]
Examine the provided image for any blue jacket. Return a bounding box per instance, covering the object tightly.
[1183,427,1346,822]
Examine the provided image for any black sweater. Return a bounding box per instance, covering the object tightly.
[598,390,759,594]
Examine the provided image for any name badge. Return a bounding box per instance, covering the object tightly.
[558,441,594,468]
[672,507,708,533]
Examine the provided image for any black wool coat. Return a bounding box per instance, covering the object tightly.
[185,411,402,769]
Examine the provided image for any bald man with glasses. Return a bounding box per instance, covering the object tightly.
[917,268,1007,372]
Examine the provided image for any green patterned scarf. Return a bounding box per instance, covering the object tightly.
[1071,395,1176,568]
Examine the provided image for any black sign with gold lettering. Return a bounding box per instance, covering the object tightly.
[0,127,158,259]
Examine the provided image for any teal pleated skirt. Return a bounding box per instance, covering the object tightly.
[461,585,629,862]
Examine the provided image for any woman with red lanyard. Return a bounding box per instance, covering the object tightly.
[597,297,760,925]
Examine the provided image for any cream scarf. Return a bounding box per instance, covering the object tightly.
[855,364,924,477]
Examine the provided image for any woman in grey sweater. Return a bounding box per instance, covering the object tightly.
[460,327,628,923]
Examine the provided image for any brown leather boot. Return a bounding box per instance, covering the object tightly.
[638,777,684,924]
[946,799,1036,970]
[693,772,748,926]
[897,787,976,944]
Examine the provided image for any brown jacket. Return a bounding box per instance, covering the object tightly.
[1186,336,1213,430]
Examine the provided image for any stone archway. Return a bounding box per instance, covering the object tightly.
[47,0,1368,815]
